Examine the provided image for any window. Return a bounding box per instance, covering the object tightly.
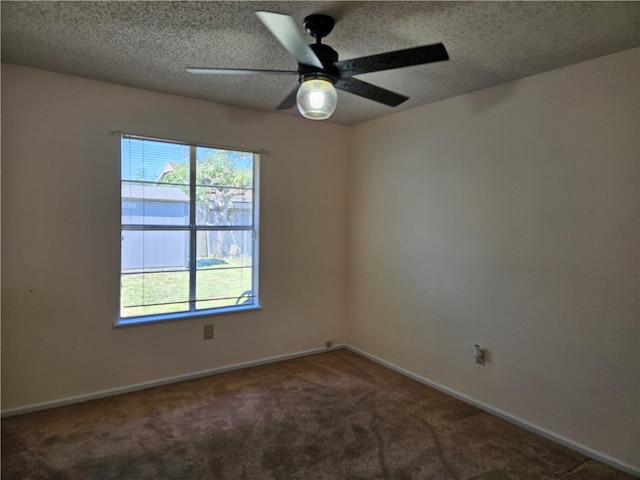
[118,134,259,325]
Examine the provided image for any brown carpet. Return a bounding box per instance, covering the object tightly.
[1,349,637,479]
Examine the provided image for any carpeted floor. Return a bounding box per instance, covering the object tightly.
[1,349,637,479]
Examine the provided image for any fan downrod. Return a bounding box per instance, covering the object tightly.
[303,14,335,40]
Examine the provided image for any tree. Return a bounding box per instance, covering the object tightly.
[159,150,253,259]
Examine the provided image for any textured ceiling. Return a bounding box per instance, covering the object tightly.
[2,1,639,125]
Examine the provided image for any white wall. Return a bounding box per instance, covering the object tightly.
[1,64,349,411]
[347,49,639,470]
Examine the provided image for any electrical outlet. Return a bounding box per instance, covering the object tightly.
[203,324,214,340]
[474,344,486,365]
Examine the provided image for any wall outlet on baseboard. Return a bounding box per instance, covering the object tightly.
[203,324,214,340]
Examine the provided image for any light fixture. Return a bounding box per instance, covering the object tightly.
[296,74,337,120]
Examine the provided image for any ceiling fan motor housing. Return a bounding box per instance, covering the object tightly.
[297,14,340,84]
[299,43,340,83]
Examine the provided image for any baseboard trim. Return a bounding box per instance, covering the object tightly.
[344,345,640,477]
[1,344,344,418]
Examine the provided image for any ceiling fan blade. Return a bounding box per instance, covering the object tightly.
[255,11,323,69]
[276,86,299,110]
[336,43,449,77]
[186,67,297,75]
[335,77,408,107]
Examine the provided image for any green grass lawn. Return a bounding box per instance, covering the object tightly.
[121,258,253,318]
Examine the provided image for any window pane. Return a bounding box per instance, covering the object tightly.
[121,228,191,318]
[195,147,253,227]
[120,271,190,318]
[196,186,253,227]
[122,182,189,226]
[195,230,254,309]
[122,137,190,184]
[195,265,254,310]
[121,229,189,271]
[195,229,254,263]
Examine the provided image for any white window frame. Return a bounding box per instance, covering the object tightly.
[116,133,260,326]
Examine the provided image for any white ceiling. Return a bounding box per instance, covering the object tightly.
[2,1,639,125]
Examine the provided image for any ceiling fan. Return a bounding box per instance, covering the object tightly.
[187,11,449,120]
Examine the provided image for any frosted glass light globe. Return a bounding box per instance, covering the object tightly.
[296,77,337,120]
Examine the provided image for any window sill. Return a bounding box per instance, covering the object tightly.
[114,304,262,328]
